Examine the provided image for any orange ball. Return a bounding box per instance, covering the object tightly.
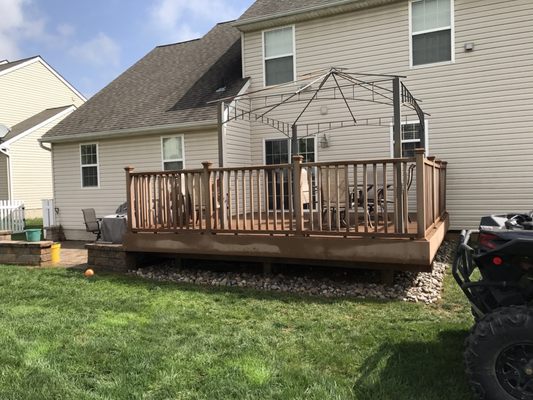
[84,268,95,278]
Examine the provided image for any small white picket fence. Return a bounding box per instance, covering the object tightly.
[0,200,25,233]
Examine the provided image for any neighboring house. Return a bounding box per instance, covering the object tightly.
[42,0,533,241]
[0,56,86,218]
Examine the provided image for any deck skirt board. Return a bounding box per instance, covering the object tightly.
[123,215,447,271]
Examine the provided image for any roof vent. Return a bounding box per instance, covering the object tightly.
[216,86,226,93]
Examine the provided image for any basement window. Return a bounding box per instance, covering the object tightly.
[263,26,295,86]
[80,143,99,188]
[411,0,453,66]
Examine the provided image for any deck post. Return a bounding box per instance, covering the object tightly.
[392,77,405,233]
[124,166,135,232]
[202,161,213,233]
[292,155,304,234]
[415,149,426,238]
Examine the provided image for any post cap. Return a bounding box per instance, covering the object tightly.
[202,161,213,168]
[292,155,304,162]
[124,166,135,172]
[427,156,436,161]
[414,148,425,155]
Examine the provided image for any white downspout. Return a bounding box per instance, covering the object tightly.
[0,146,12,200]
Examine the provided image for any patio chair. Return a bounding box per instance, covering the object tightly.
[82,208,101,241]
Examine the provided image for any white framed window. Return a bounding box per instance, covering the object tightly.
[80,143,99,188]
[161,135,184,171]
[263,26,295,87]
[390,121,429,157]
[410,0,454,67]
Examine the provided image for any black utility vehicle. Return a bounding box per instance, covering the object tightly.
[454,212,533,400]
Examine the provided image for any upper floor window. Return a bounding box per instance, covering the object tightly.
[263,26,295,86]
[411,0,453,66]
[161,135,184,171]
[80,144,99,188]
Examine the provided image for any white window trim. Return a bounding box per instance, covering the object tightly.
[262,25,297,88]
[409,0,455,69]
[389,120,429,158]
[80,143,100,189]
[161,134,185,171]
[262,136,317,165]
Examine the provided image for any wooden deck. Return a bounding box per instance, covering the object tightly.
[123,151,448,271]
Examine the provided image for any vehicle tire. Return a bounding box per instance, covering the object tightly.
[464,306,533,400]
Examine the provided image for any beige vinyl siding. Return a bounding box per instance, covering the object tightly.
[0,61,84,127]
[225,98,252,167]
[241,0,533,229]
[9,118,62,214]
[52,130,218,239]
[0,154,8,199]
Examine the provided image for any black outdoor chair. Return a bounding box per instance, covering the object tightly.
[82,208,102,241]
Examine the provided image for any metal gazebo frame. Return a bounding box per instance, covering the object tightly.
[213,67,429,232]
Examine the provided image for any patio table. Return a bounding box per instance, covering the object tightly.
[101,214,127,244]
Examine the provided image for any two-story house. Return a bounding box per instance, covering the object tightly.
[42,0,533,249]
[0,56,86,218]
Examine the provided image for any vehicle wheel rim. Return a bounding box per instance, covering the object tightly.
[496,343,533,399]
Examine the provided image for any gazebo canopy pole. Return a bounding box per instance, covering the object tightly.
[392,77,405,233]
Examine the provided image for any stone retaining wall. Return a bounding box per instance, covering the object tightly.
[86,243,140,272]
[0,231,12,241]
[0,241,53,266]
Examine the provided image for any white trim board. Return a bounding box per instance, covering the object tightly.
[0,56,87,101]
[1,106,76,148]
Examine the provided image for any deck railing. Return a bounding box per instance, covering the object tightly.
[125,150,447,239]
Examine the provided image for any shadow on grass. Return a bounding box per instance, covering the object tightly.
[353,329,473,400]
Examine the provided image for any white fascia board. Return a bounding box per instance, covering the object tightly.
[2,106,76,148]
[41,120,219,144]
[0,56,87,102]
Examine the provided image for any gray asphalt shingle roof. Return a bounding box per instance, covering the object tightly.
[0,56,38,74]
[1,106,72,142]
[238,0,346,21]
[44,22,246,139]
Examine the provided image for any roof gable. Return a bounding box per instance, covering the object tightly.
[0,56,86,102]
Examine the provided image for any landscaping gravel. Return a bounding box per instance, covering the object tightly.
[130,240,456,304]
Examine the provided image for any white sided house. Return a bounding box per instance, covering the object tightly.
[0,56,86,218]
[43,0,532,250]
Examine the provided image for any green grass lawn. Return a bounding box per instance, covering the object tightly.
[0,266,473,400]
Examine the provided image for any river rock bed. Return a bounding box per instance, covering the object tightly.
[130,240,456,304]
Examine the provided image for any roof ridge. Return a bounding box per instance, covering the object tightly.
[156,38,201,48]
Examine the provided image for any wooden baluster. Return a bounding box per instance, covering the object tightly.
[309,166,315,232]
[402,162,409,234]
[257,170,263,230]
[317,167,323,231]
[363,164,369,233]
[250,170,254,231]
[383,163,388,234]
[287,167,293,231]
[202,161,213,233]
[335,166,341,232]
[273,169,278,231]
[228,171,233,230]
[354,165,358,233]
[264,169,270,231]
[326,167,332,231]
[235,170,240,230]
[373,163,378,233]
[280,167,285,231]
[242,169,247,230]
[415,149,426,238]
